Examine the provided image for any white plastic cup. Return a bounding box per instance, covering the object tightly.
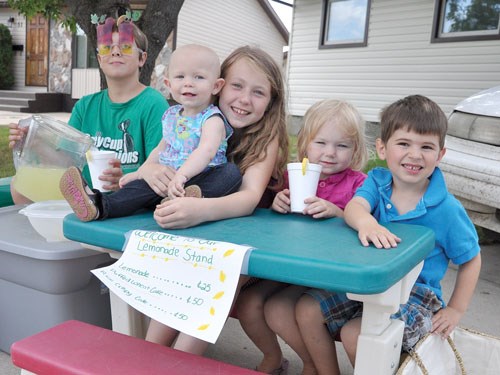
[287,162,322,213]
[86,150,117,192]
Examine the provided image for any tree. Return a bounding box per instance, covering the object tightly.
[7,0,185,86]
[445,0,500,33]
[0,24,15,89]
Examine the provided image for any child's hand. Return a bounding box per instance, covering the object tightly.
[138,163,175,197]
[357,222,401,249]
[100,158,122,191]
[431,306,462,340]
[8,122,28,149]
[168,174,188,199]
[303,196,342,219]
[119,170,138,188]
[271,189,291,214]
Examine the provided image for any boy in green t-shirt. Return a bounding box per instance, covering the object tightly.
[8,15,167,204]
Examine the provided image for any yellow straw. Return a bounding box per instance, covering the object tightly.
[301,157,309,176]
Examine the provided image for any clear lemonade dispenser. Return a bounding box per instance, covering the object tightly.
[12,115,93,202]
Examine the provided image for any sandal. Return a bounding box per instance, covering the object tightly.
[270,359,289,375]
[257,358,289,375]
[60,166,99,222]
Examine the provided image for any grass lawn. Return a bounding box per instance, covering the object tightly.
[0,127,15,178]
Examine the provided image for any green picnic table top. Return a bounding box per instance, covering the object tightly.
[63,208,434,294]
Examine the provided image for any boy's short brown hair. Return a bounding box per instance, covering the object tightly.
[380,95,448,149]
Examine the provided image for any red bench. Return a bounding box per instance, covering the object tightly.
[11,320,263,375]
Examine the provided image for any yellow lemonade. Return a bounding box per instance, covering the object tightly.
[14,166,66,201]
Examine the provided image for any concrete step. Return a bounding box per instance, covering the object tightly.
[0,90,37,100]
[0,98,31,107]
[0,104,24,112]
[0,91,64,113]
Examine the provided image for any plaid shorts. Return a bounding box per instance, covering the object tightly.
[305,284,442,351]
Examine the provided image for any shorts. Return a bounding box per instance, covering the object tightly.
[305,284,442,351]
[305,289,363,336]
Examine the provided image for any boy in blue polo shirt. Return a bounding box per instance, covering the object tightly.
[297,95,482,374]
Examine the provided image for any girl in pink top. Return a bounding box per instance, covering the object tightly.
[235,99,368,374]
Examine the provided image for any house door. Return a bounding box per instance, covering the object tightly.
[26,14,49,86]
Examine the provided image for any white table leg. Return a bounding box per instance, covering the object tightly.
[347,262,423,375]
[79,245,148,338]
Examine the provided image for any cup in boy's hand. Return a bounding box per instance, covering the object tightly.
[287,159,322,213]
[86,150,117,191]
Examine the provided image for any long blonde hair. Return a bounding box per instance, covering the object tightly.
[221,46,289,189]
[297,99,368,171]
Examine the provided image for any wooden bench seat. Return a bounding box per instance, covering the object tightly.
[11,320,263,375]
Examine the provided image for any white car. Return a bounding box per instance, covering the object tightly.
[440,86,500,233]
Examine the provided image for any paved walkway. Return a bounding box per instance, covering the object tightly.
[0,110,71,125]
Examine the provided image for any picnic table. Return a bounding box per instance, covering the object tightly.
[63,208,434,375]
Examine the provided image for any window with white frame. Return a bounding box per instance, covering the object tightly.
[320,0,371,48]
[432,0,500,42]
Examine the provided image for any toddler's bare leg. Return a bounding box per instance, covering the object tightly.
[236,280,287,373]
[174,333,209,355]
[145,318,179,346]
[296,294,340,375]
[340,317,362,366]
[265,285,317,375]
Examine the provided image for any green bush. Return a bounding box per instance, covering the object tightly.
[0,24,15,89]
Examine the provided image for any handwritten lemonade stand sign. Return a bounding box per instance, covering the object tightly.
[92,230,251,343]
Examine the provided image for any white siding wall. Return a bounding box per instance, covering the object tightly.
[0,9,27,90]
[177,0,286,64]
[71,68,100,98]
[288,0,500,121]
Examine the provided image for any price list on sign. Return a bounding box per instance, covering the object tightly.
[92,230,252,343]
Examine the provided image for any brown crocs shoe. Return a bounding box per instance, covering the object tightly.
[60,166,99,222]
[184,184,202,198]
[160,184,203,204]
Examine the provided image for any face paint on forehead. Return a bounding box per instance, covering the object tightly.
[96,17,115,47]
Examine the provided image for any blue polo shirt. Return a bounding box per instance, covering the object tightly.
[355,167,480,303]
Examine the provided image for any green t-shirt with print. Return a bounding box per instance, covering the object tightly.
[69,87,168,187]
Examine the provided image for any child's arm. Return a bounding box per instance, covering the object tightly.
[168,116,226,198]
[431,253,482,339]
[271,189,291,214]
[120,141,164,187]
[120,140,175,197]
[344,196,401,249]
